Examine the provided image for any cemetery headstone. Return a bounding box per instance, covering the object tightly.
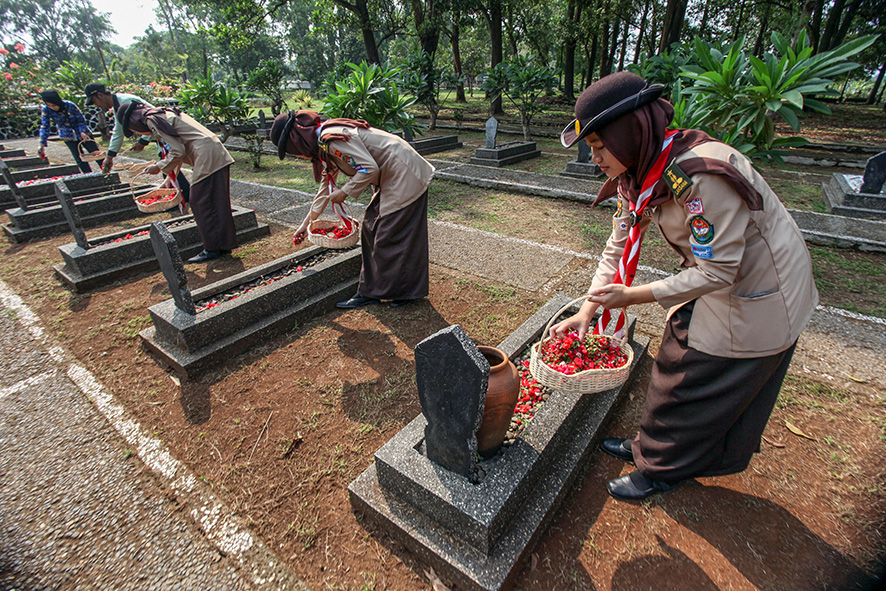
[54,181,89,250]
[415,325,488,479]
[150,221,196,315]
[860,152,886,194]
[402,126,414,143]
[484,117,498,149]
[258,110,267,130]
[0,160,28,210]
[577,139,591,163]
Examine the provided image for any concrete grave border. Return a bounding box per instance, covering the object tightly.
[349,294,650,591]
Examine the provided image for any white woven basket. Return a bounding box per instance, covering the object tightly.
[528,296,633,394]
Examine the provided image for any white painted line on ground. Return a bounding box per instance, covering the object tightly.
[0,370,55,401]
[0,277,301,590]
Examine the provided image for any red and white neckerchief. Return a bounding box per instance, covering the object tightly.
[594,129,679,340]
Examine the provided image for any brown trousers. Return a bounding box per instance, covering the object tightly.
[358,190,429,300]
[189,165,237,252]
[634,300,796,483]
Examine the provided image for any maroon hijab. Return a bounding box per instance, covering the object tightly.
[594,99,763,211]
[274,110,371,181]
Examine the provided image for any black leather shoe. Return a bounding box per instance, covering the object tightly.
[389,299,413,308]
[186,250,221,263]
[336,294,380,309]
[601,438,634,462]
[606,470,674,501]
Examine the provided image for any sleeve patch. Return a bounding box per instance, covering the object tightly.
[664,162,693,198]
[690,215,715,244]
[685,197,704,214]
[691,244,713,259]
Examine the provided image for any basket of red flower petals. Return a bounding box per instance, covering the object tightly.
[529,296,632,394]
[77,140,107,162]
[130,170,183,213]
[308,202,360,249]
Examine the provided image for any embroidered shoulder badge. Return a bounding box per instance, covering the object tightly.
[664,162,693,199]
[685,197,703,214]
[318,140,329,154]
[690,215,714,244]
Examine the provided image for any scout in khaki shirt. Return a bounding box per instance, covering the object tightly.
[271,110,435,308]
[552,72,818,501]
[118,102,238,263]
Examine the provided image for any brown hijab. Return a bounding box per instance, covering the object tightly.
[273,110,371,181]
[117,102,180,139]
[594,99,763,211]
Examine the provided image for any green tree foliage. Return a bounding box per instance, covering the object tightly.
[246,59,293,115]
[0,43,50,138]
[0,0,114,68]
[321,61,418,134]
[178,71,250,141]
[399,50,460,130]
[482,55,558,140]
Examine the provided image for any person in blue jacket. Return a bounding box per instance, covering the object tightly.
[36,90,98,173]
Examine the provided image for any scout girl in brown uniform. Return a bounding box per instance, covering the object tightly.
[118,102,238,263]
[551,72,818,500]
[270,110,435,308]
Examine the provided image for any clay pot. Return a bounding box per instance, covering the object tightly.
[475,346,520,459]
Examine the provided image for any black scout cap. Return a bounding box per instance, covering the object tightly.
[269,112,295,161]
[84,82,107,105]
[560,71,664,148]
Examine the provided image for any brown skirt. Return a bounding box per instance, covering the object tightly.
[633,300,796,483]
[358,190,429,300]
[189,165,237,252]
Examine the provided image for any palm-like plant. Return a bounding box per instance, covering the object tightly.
[482,56,558,140]
[178,72,249,142]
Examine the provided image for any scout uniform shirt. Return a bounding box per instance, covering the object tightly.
[591,141,818,359]
[146,111,235,185]
[308,124,435,219]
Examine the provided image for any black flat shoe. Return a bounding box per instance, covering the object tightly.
[187,249,221,263]
[388,299,414,308]
[601,438,634,462]
[336,294,380,309]
[606,470,674,501]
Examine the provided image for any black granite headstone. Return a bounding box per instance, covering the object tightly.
[0,160,28,210]
[577,140,591,163]
[403,126,415,142]
[415,325,488,479]
[258,110,267,130]
[485,117,498,149]
[150,221,196,315]
[860,152,886,194]
[54,181,89,250]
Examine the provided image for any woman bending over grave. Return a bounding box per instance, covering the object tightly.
[117,102,237,263]
[549,72,818,501]
[271,110,435,309]
[37,90,100,174]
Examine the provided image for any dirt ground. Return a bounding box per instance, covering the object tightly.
[2,209,884,591]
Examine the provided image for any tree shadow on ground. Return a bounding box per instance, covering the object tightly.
[655,484,877,591]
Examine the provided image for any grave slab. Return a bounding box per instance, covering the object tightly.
[53,206,271,291]
[0,149,26,158]
[3,184,150,243]
[139,245,362,377]
[470,142,542,167]
[822,173,886,220]
[8,163,82,183]
[561,141,604,179]
[0,171,124,210]
[410,135,464,156]
[2,156,54,170]
[349,295,650,591]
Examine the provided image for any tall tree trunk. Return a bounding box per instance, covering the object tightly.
[618,17,628,71]
[818,0,847,52]
[482,0,505,115]
[659,0,688,52]
[633,0,651,62]
[333,0,382,63]
[588,33,599,83]
[732,1,745,43]
[563,0,577,101]
[607,17,620,74]
[752,2,771,57]
[808,0,825,51]
[866,61,885,105]
[833,0,866,48]
[599,18,610,77]
[699,0,710,38]
[450,24,467,102]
